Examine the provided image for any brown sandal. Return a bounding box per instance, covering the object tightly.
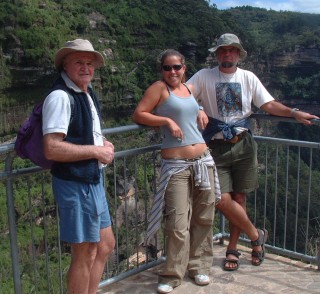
[251,229,268,266]
[223,249,241,271]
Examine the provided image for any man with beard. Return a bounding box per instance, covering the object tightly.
[187,33,318,271]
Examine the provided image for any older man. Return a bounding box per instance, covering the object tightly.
[188,33,318,271]
[42,39,115,293]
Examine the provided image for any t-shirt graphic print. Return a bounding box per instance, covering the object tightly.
[216,82,242,117]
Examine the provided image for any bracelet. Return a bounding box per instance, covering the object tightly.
[290,108,299,117]
[199,105,204,111]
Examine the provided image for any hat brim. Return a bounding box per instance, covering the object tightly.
[54,48,105,71]
[208,43,247,59]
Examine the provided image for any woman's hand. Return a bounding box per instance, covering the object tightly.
[167,119,184,140]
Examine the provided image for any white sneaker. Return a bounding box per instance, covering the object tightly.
[157,283,173,293]
[194,274,210,285]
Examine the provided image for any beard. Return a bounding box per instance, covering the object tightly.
[220,61,236,68]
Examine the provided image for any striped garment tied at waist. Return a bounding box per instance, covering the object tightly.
[143,150,221,246]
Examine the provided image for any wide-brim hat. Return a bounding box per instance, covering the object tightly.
[54,39,105,71]
[208,33,247,59]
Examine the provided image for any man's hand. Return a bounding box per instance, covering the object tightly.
[261,101,319,126]
[99,140,114,164]
[293,111,319,126]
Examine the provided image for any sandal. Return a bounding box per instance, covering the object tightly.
[251,228,268,266]
[223,249,241,271]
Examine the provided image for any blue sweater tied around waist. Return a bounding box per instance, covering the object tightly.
[202,116,251,143]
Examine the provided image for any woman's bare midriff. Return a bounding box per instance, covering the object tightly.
[161,143,208,160]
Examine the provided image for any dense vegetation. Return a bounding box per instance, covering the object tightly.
[1,1,320,292]
[1,1,319,134]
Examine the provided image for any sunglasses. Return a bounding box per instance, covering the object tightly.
[162,64,184,71]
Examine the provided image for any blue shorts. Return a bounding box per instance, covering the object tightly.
[52,173,112,243]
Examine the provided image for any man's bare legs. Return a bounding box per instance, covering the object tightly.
[67,226,115,294]
[225,192,246,269]
[216,192,262,269]
[88,227,115,294]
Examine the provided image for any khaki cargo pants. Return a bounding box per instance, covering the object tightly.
[158,166,216,287]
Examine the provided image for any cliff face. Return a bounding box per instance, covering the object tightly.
[270,45,320,105]
[5,32,318,101]
[271,45,320,67]
[1,2,320,140]
[7,44,320,84]
[2,42,320,139]
[243,45,320,76]
[242,44,320,111]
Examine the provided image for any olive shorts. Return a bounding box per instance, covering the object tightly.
[208,132,258,194]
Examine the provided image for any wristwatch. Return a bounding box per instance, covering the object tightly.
[199,105,204,111]
[290,108,299,117]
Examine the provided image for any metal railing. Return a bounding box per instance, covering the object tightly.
[1,115,320,293]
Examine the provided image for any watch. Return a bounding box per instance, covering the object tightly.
[199,105,204,111]
[290,108,299,117]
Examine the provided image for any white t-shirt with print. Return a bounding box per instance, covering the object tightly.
[187,67,274,126]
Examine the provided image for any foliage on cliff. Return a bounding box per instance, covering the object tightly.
[1,1,319,105]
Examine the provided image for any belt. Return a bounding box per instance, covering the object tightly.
[212,131,248,144]
[176,149,211,162]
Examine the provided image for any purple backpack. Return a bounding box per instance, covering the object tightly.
[14,94,74,169]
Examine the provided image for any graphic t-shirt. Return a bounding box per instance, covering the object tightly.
[187,67,274,125]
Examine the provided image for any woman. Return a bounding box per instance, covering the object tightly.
[133,49,220,294]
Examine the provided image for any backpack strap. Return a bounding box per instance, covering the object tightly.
[49,84,75,122]
[67,93,75,122]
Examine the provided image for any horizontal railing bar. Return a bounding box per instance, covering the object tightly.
[250,113,320,125]
[254,136,320,149]
[0,165,44,180]
[2,137,320,181]
[115,144,161,158]
[0,142,15,153]
[0,145,162,181]
[1,114,319,154]
[98,257,165,289]
[103,124,146,135]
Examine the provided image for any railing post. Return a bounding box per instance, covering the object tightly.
[5,153,22,294]
[219,212,225,245]
[317,238,320,271]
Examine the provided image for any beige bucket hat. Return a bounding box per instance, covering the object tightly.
[208,33,247,59]
[54,39,105,71]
